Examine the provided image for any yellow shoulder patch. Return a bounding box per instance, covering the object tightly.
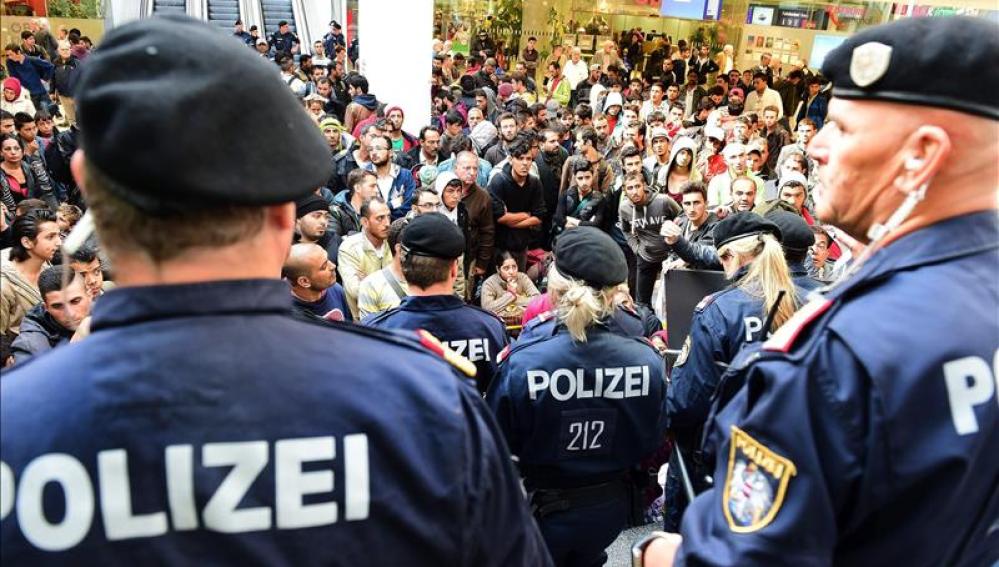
[674,335,692,367]
[417,330,477,378]
[722,426,797,533]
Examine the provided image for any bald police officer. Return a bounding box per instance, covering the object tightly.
[364,212,509,393]
[0,16,552,566]
[642,16,999,566]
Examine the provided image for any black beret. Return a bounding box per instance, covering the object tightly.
[76,16,330,215]
[713,212,782,249]
[402,213,465,259]
[765,210,814,252]
[822,16,999,120]
[296,194,328,218]
[554,226,628,288]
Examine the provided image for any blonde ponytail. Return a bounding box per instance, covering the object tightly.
[720,234,799,332]
[556,274,615,343]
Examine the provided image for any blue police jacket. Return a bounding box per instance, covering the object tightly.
[364,294,509,393]
[516,306,646,345]
[487,325,668,489]
[789,258,823,294]
[677,211,999,565]
[0,279,552,566]
[667,271,811,437]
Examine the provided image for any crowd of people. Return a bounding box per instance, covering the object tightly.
[0,12,996,567]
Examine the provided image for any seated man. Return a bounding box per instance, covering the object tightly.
[282,242,352,323]
[9,265,91,366]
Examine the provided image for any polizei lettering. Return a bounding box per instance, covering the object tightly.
[0,435,370,551]
[527,366,651,401]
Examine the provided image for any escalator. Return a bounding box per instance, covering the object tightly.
[261,0,296,36]
[206,0,241,29]
[151,0,186,14]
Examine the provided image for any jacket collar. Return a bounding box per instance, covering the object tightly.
[828,211,998,300]
[91,279,292,331]
[398,294,465,311]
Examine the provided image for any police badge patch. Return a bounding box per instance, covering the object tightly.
[850,41,893,88]
[674,336,691,367]
[722,426,797,533]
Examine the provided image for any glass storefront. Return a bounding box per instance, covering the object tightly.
[1,0,104,49]
[433,0,996,76]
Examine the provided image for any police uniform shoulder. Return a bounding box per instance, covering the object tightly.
[300,315,476,376]
[499,328,561,363]
[525,310,556,328]
[695,289,734,312]
[762,297,835,354]
[362,305,403,326]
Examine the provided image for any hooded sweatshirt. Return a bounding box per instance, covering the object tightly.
[619,190,682,262]
[344,93,380,135]
[654,136,702,200]
[469,120,498,155]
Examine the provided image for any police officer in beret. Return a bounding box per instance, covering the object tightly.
[0,16,552,565]
[643,16,998,566]
[764,209,823,293]
[516,250,648,345]
[663,212,807,531]
[487,227,668,567]
[365,212,509,393]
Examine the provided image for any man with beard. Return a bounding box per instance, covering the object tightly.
[294,193,338,262]
[484,112,519,166]
[330,169,379,259]
[534,128,568,249]
[315,77,345,120]
[397,125,444,171]
[384,106,419,154]
[711,86,746,137]
[365,134,416,220]
[283,242,352,323]
[338,197,394,318]
[329,121,380,194]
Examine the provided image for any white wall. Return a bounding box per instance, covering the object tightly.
[357,0,432,135]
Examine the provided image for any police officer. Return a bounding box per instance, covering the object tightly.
[233,19,253,46]
[365,212,508,393]
[487,227,668,567]
[0,16,552,565]
[516,251,650,345]
[764,209,823,293]
[663,212,808,531]
[646,16,998,566]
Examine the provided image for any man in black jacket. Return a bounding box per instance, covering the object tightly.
[486,134,545,269]
[396,125,444,171]
[9,265,91,366]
